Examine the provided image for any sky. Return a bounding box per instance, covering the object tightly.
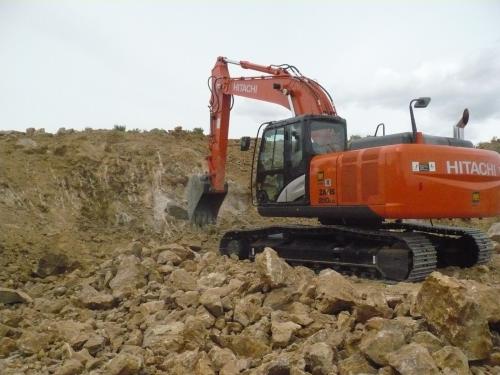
[0,1,499,144]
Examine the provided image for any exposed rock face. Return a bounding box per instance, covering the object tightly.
[255,247,295,288]
[0,287,32,304]
[416,272,492,360]
[386,343,440,375]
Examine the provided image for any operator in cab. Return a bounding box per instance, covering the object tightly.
[311,122,343,154]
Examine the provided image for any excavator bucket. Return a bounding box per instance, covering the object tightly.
[187,175,227,226]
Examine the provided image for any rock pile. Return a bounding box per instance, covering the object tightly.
[1,244,500,374]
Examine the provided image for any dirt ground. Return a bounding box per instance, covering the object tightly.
[0,128,499,374]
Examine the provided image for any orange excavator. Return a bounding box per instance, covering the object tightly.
[187,56,500,281]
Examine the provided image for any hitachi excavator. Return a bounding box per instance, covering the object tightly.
[187,56,500,281]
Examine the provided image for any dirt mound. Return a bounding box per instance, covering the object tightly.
[0,128,499,374]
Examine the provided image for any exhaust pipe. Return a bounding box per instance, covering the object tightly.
[453,108,469,140]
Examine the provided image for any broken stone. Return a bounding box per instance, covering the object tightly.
[338,352,377,375]
[304,342,334,372]
[488,222,500,242]
[17,331,52,355]
[199,289,224,317]
[194,351,215,375]
[360,329,406,366]
[84,334,106,355]
[233,293,265,327]
[105,352,143,375]
[0,287,33,304]
[168,268,198,291]
[198,272,227,289]
[416,272,492,360]
[387,343,440,375]
[77,285,115,309]
[271,311,301,347]
[209,346,237,371]
[432,346,469,375]
[411,331,443,354]
[255,247,295,288]
[0,337,17,358]
[157,250,183,265]
[314,269,356,314]
[57,320,93,349]
[35,252,71,277]
[183,316,209,351]
[142,322,185,351]
[223,334,271,358]
[54,359,84,375]
[109,255,147,298]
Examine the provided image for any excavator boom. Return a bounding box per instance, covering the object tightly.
[188,57,336,225]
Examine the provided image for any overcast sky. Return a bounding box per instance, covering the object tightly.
[1,1,499,143]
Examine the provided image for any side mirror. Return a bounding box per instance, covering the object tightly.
[240,136,251,151]
[414,97,431,108]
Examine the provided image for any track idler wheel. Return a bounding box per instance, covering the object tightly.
[376,247,411,281]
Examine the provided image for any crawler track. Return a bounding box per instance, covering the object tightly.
[219,222,493,282]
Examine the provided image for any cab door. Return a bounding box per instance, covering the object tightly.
[256,126,285,203]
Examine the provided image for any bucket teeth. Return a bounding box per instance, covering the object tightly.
[187,175,227,226]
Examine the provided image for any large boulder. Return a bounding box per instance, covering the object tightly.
[416,272,492,360]
[109,255,147,298]
[387,343,439,375]
[255,247,295,288]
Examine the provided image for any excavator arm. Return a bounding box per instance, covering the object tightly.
[188,56,337,225]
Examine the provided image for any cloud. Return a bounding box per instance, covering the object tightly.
[340,45,500,124]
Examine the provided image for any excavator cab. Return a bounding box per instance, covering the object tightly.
[255,115,347,205]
